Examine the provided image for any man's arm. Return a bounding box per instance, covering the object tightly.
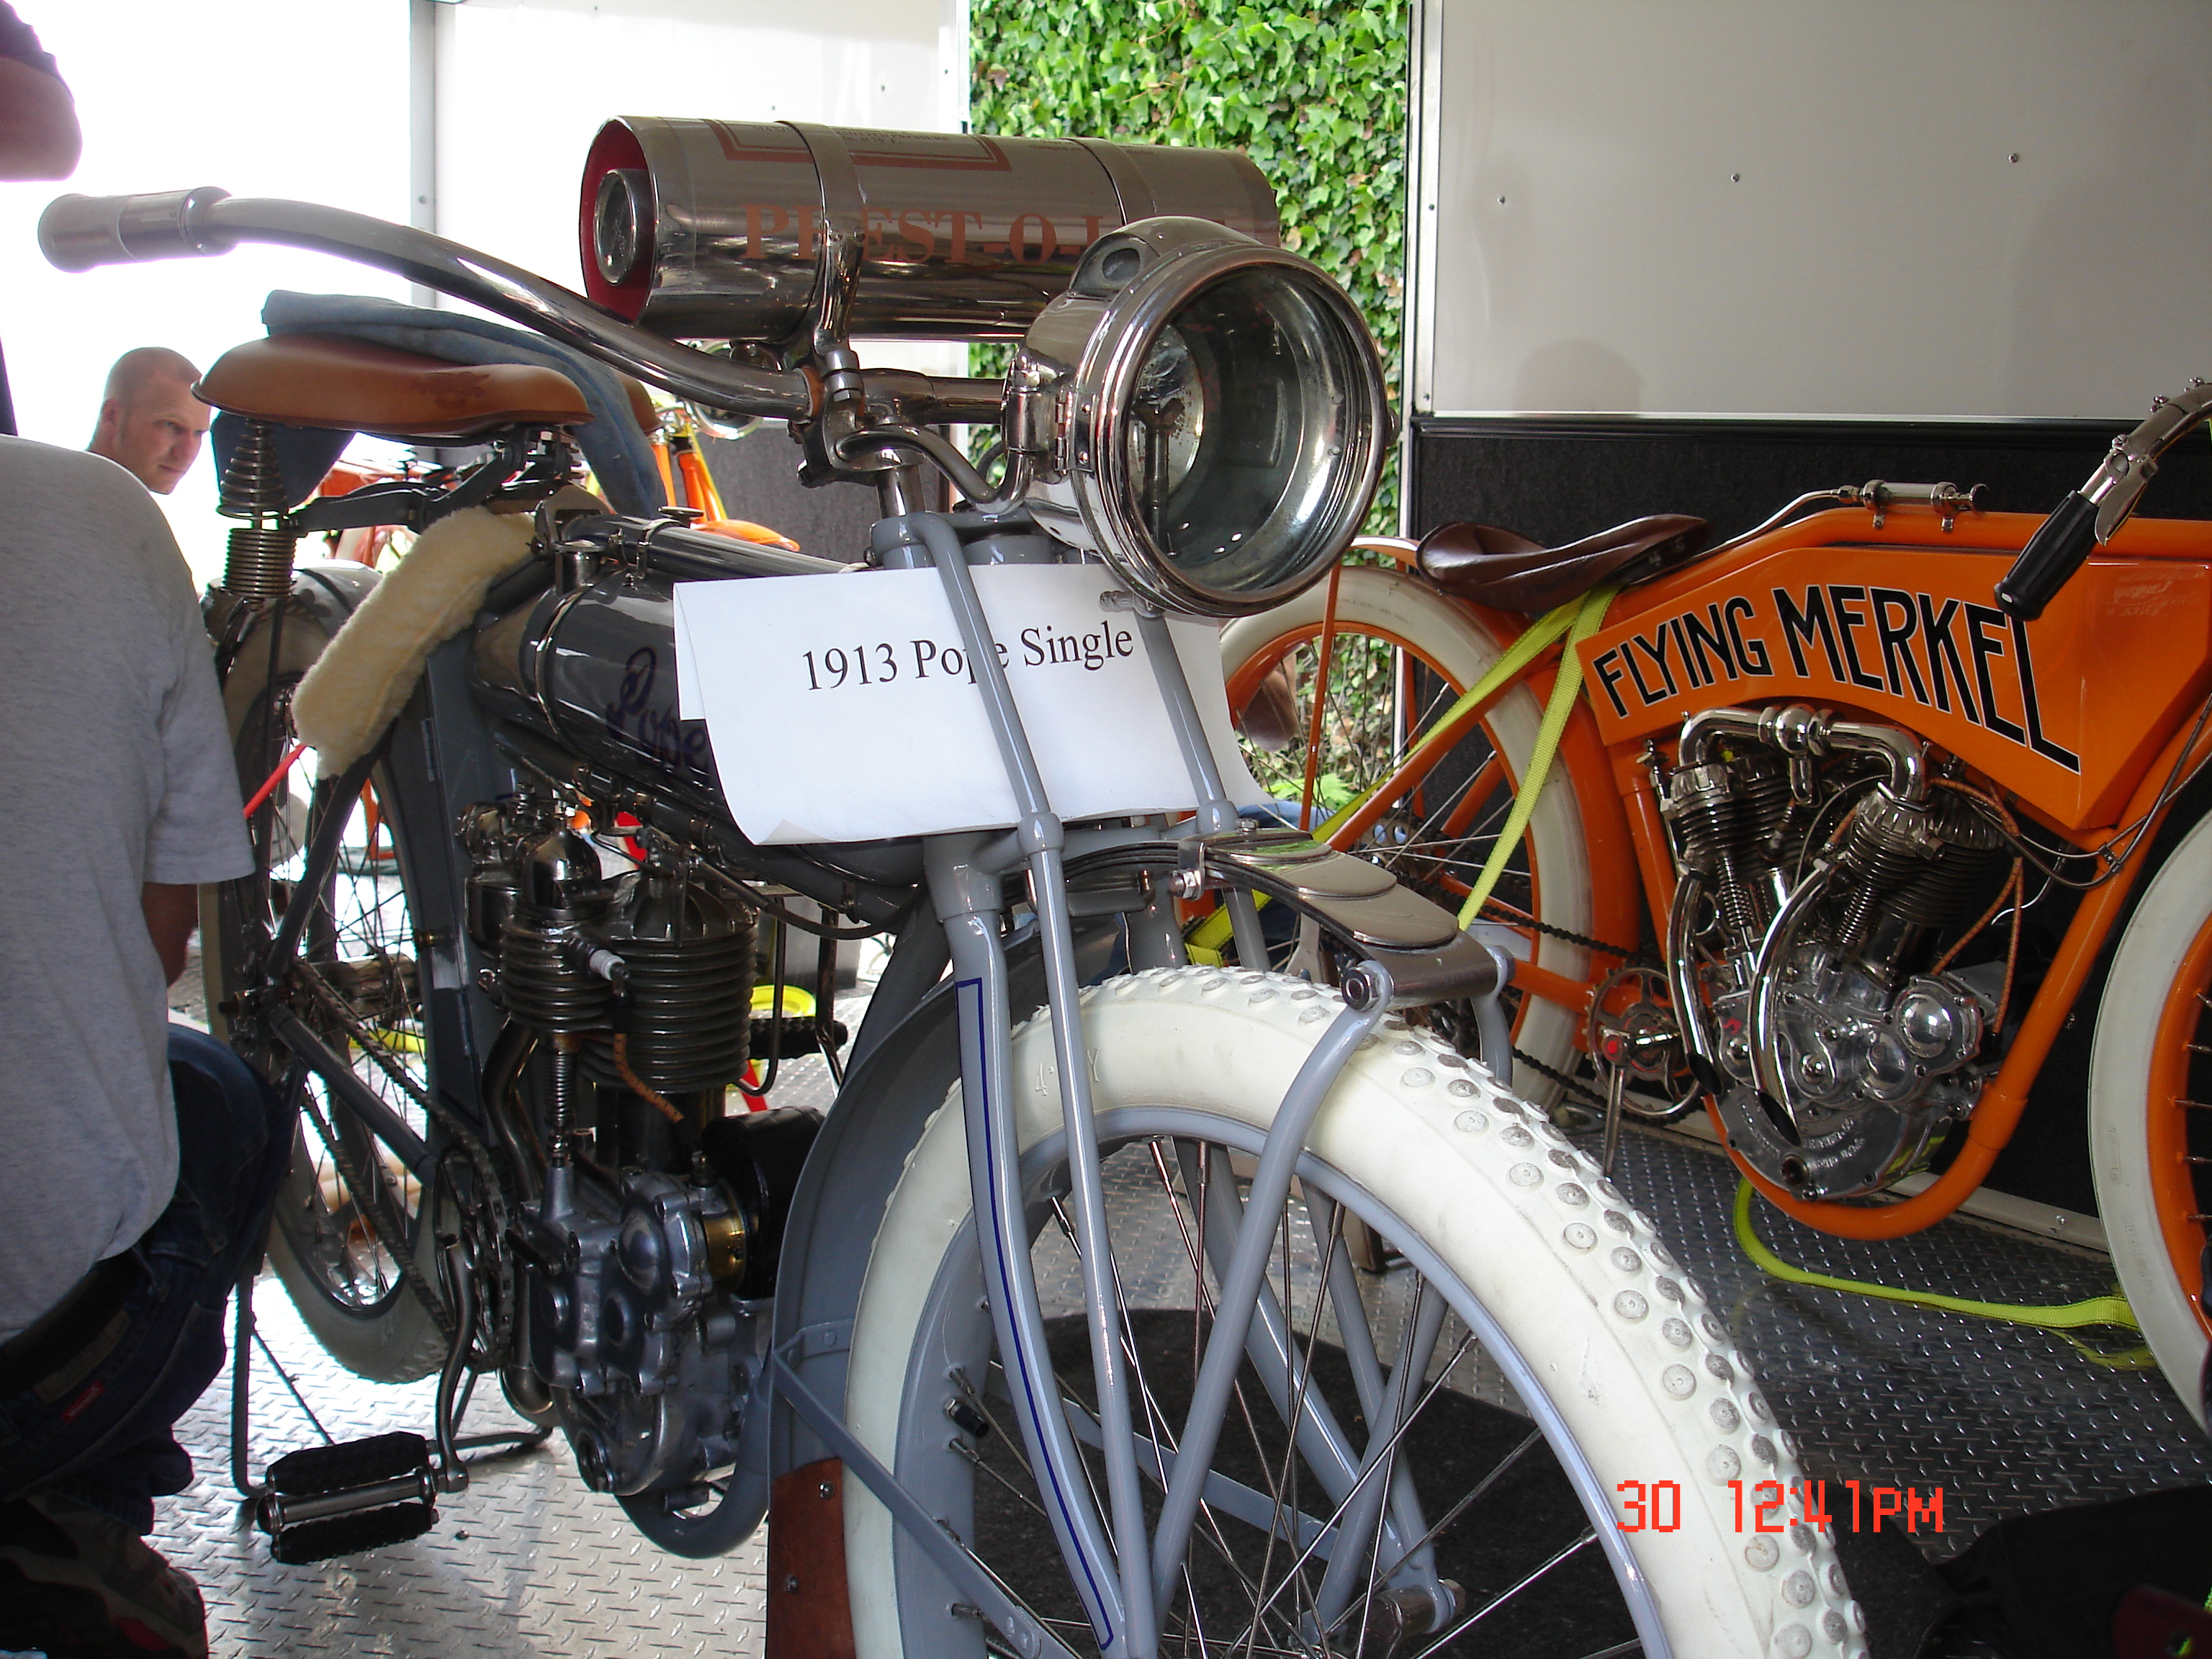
[141,882,197,987]
[0,56,76,180]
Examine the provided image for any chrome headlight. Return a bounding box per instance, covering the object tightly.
[1012,218,1388,619]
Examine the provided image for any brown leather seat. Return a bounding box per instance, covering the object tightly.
[195,333,593,441]
[619,374,660,437]
[1416,513,1711,614]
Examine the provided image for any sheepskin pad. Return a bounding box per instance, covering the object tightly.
[292,506,535,776]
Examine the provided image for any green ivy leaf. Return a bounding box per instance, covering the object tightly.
[971,0,1408,534]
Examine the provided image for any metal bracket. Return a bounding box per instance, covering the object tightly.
[1172,835,1207,899]
[1853,479,1984,532]
[1071,138,1159,226]
[787,122,868,369]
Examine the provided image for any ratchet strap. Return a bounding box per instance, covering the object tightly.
[1453,583,1619,930]
[1731,1181,2152,1368]
[1189,583,1614,965]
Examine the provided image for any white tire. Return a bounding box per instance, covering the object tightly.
[2090,810,2212,1426]
[845,968,1861,1659]
[1220,566,1594,1107]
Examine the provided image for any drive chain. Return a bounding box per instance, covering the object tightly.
[1473,898,1655,969]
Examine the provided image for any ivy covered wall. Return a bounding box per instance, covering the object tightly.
[969,0,1409,534]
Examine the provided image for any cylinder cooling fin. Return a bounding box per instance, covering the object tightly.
[582,871,755,1095]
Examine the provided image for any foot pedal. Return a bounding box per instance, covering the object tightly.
[257,1433,440,1564]
[269,1502,436,1565]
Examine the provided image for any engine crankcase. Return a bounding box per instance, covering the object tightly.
[525,1167,760,1499]
[1713,943,1995,1198]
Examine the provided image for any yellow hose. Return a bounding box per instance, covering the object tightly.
[1732,1180,2151,1368]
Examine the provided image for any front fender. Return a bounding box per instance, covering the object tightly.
[768,916,1118,1476]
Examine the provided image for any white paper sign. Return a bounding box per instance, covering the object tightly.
[671,564,1267,845]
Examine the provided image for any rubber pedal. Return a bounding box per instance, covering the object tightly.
[269,1501,435,1565]
[266,1431,428,1496]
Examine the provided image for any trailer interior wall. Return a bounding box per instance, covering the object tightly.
[1407,0,2212,426]
[1404,0,2212,551]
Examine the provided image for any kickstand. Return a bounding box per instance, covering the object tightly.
[229,1269,264,1499]
[1600,1057,1627,1182]
[230,1270,336,1501]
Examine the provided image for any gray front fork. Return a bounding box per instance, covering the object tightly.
[797,512,1419,1659]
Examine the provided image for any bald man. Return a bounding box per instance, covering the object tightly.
[88,349,211,495]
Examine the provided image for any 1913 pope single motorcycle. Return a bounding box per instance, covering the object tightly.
[40,119,1860,1659]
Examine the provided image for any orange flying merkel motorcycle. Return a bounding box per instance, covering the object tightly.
[1219,378,2212,1424]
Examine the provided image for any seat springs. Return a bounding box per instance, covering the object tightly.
[218,418,301,602]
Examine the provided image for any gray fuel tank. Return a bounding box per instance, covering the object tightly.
[479,572,725,816]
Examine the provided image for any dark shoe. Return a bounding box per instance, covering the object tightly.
[0,1492,207,1658]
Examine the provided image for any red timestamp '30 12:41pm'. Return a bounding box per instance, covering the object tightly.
[1617,1479,1945,1534]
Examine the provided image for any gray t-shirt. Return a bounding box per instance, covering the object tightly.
[0,438,253,1339]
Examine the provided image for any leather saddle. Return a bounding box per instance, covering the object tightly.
[1416,513,1711,614]
[196,332,595,442]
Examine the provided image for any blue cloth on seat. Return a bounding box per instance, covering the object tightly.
[257,289,665,516]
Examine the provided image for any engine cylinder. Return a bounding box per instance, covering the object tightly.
[1665,757,1784,946]
[500,827,615,1034]
[583,871,755,1094]
[1832,790,2006,950]
[1890,796,2009,928]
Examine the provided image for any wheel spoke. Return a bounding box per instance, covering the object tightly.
[222,675,433,1333]
[1406,1530,1601,1659]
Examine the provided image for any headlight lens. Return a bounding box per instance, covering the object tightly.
[1018,220,1388,619]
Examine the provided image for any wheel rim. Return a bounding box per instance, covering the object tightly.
[2145,902,2212,1339]
[276,782,430,1318]
[894,1114,1658,1658]
[234,679,432,1321]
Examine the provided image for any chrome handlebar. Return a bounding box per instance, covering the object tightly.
[1997,374,2212,619]
[37,188,1002,428]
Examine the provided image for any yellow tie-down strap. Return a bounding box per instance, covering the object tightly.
[1189,584,1617,963]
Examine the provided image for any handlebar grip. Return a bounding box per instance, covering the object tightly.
[1995,491,2100,620]
[38,186,233,272]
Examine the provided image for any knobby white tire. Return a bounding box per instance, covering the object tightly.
[2091,810,2212,1427]
[846,968,1861,1659]
[1220,567,1594,1107]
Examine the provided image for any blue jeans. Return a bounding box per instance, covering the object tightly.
[0,1026,294,1533]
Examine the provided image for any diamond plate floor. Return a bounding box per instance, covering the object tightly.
[1608,1125,2212,1563]
[19,1048,2211,1655]
[149,1305,767,1658]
